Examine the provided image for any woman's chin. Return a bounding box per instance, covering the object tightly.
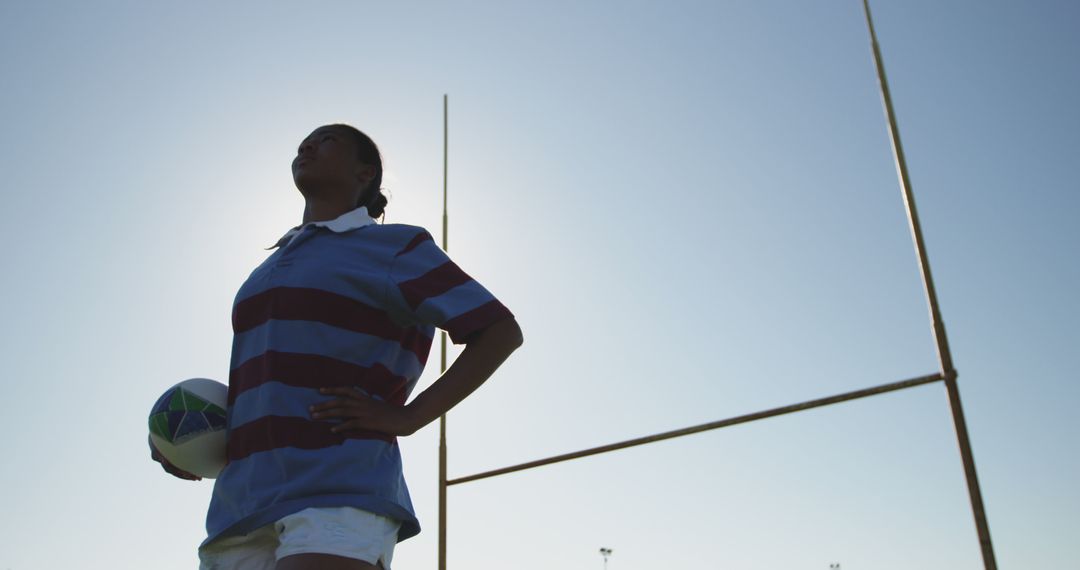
[293,173,322,194]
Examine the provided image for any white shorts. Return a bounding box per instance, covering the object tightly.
[198,506,401,570]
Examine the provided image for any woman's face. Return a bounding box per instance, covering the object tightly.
[292,126,373,198]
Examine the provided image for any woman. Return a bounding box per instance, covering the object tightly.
[153,123,523,569]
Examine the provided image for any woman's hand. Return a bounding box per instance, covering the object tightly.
[310,387,420,437]
[148,435,202,481]
[311,317,523,438]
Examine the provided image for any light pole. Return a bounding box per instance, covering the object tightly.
[599,547,613,570]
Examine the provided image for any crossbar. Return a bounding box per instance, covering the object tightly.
[447,372,944,486]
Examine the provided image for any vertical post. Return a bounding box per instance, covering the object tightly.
[438,93,449,570]
[860,2,997,568]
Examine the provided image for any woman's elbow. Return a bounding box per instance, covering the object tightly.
[466,317,523,351]
[509,318,523,349]
[490,313,522,349]
[499,317,524,351]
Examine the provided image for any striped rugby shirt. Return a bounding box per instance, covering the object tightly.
[203,206,513,546]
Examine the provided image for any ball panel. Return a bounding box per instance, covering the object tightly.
[177,387,227,415]
[148,412,172,441]
[151,387,179,416]
[168,389,188,412]
[176,378,228,406]
[175,411,214,444]
[207,410,227,430]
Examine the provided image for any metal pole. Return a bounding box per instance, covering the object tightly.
[438,93,449,570]
[860,2,997,567]
[448,372,944,486]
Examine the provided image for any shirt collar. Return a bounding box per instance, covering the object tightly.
[269,206,376,249]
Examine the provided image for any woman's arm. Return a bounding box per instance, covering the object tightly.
[311,317,523,436]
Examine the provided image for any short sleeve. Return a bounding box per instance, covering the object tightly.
[385,229,514,344]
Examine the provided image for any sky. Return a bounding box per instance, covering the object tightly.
[1,0,1077,569]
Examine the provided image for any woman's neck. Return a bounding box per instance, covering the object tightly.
[302,197,356,224]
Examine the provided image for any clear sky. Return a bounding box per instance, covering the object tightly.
[1,1,1077,569]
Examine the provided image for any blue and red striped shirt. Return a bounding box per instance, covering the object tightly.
[203,208,513,546]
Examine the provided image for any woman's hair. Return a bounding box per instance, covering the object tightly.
[328,123,389,219]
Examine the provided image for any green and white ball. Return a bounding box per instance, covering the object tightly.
[148,378,228,479]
